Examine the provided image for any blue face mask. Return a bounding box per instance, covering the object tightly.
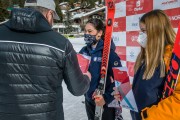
[84,34,98,46]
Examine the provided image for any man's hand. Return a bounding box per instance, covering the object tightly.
[83,71,91,81]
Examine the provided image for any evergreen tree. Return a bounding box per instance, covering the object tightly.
[69,0,74,8]
[1,0,11,9]
[54,0,63,22]
[0,0,10,22]
[64,4,73,34]
[18,0,25,8]
[0,0,4,22]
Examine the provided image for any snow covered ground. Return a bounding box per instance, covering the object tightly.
[62,38,131,120]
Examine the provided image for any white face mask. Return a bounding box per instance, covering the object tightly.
[137,32,147,48]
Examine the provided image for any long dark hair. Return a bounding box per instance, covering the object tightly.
[86,18,105,39]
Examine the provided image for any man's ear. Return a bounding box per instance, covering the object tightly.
[45,10,53,25]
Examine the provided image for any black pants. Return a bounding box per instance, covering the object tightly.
[85,99,115,120]
[130,110,141,120]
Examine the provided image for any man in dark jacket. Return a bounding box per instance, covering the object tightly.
[0,0,90,120]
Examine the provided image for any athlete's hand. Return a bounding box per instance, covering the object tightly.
[113,87,121,101]
[94,95,105,106]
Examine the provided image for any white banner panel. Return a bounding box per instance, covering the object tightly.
[126,46,141,62]
[126,14,143,31]
[115,1,126,18]
[153,0,180,10]
[112,32,126,46]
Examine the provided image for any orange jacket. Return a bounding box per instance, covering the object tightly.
[141,76,180,120]
[141,24,180,120]
[141,45,180,120]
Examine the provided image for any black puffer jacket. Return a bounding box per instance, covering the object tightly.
[0,8,90,120]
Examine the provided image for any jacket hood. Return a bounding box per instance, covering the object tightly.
[5,8,52,33]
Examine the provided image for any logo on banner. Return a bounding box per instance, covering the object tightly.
[126,31,140,46]
[134,0,143,11]
[126,47,140,62]
[131,35,138,42]
[162,0,178,5]
[113,36,120,42]
[114,17,126,32]
[126,0,153,16]
[154,0,179,10]
[136,0,141,7]
[132,23,138,27]
[169,15,180,21]
[114,22,119,28]
[129,51,135,58]
[165,8,180,28]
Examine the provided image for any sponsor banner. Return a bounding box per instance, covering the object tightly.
[164,8,180,28]
[153,0,180,10]
[126,31,140,46]
[115,0,127,4]
[114,17,126,32]
[126,14,143,31]
[126,61,135,77]
[115,46,126,61]
[126,46,140,62]
[115,2,126,18]
[112,32,126,46]
[112,0,179,86]
[126,0,153,16]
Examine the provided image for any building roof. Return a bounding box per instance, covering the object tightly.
[53,24,66,28]
[83,6,105,16]
[52,23,81,28]
[71,6,106,20]
[59,2,68,6]
[71,12,85,20]
[69,7,81,12]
